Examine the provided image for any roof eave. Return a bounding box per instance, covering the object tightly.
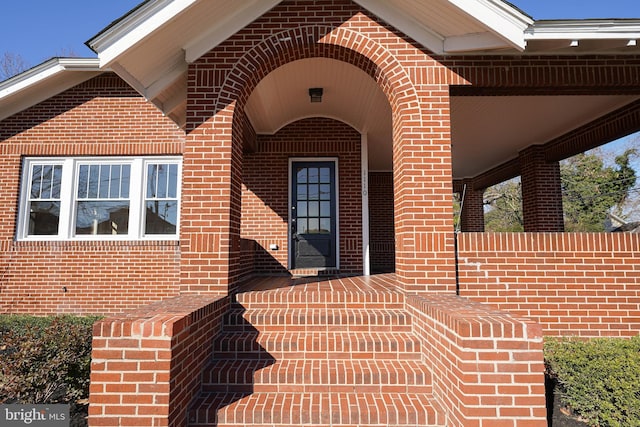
[86,0,198,68]
[0,58,104,122]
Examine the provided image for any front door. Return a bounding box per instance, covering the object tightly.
[290,161,337,269]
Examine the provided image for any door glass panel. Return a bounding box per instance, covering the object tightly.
[297,168,308,184]
[297,184,307,200]
[308,185,319,200]
[320,201,330,217]
[308,218,319,233]
[320,168,331,183]
[297,202,307,217]
[320,184,331,200]
[320,218,331,233]
[298,219,308,234]
[308,201,319,217]
[308,168,319,183]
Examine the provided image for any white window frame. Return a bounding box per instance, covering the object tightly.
[17,156,182,241]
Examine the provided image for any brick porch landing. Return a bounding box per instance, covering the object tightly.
[188,273,446,426]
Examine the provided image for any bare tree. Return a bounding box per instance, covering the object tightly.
[0,52,29,81]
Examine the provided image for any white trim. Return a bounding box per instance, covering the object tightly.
[89,0,199,68]
[445,0,531,51]
[288,157,340,271]
[0,58,103,122]
[525,20,640,41]
[17,156,182,242]
[361,134,370,276]
[0,58,100,100]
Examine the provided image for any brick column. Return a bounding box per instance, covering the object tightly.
[520,145,564,232]
[459,180,485,232]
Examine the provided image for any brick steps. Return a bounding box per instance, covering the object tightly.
[188,280,444,426]
[213,330,422,360]
[201,359,433,393]
[188,391,443,426]
[225,307,412,332]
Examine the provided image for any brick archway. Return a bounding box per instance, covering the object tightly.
[182,12,459,294]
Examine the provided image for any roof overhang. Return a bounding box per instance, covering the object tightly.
[84,0,536,129]
[525,20,640,53]
[0,58,103,122]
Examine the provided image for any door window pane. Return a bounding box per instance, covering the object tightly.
[320,201,331,217]
[308,168,319,183]
[308,184,319,200]
[297,202,307,217]
[320,167,331,183]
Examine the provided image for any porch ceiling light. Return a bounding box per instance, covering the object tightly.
[309,87,323,103]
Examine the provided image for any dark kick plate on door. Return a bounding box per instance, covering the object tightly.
[297,239,331,257]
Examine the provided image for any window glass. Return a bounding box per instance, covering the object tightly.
[75,163,130,235]
[144,163,178,235]
[28,164,62,235]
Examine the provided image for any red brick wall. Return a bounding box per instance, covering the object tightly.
[368,172,395,273]
[0,74,185,315]
[90,294,228,427]
[242,118,362,275]
[407,293,547,427]
[458,232,640,337]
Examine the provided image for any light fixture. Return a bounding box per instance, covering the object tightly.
[309,87,323,103]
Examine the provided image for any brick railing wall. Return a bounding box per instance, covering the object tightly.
[406,294,547,427]
[89,294,228,427]
[458,232,640,337]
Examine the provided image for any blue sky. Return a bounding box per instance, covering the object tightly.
[1,1,639,67]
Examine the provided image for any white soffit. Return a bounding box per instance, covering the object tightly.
[355,0,531,54]
[0,58,102,122]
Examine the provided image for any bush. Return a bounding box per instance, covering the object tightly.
[0,315,99,405]
[545,336,640,427]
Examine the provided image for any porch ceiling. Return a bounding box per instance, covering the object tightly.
[244,57,640,178]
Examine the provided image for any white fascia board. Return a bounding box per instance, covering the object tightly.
[0,58,100,100]
[184,0,282,63]
[88,0,198,68]
[525,20,640,41]
[354,0,445,54]
[446,0,532,51]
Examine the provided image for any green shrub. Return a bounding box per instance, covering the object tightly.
[545,335,640,427]
[0,315,99,405]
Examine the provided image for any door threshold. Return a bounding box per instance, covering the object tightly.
[289,268,340,278]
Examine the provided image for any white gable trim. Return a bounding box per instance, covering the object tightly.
[446,0,532,51]
[0,58,102,122]
[88,0,198,68]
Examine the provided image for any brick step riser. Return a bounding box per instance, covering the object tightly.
[234,302,405,310]
[188,392,444,427]
[212,333,422,360]
[201,361,433,393]
[223,311,411,331]
[203,383,433,394]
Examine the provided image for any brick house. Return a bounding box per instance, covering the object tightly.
[1,0,639,426]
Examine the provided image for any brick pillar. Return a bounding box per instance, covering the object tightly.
[393,86,456,293]
[520,145,564,232]
[180,101,244,294]
[459,180,485,232]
